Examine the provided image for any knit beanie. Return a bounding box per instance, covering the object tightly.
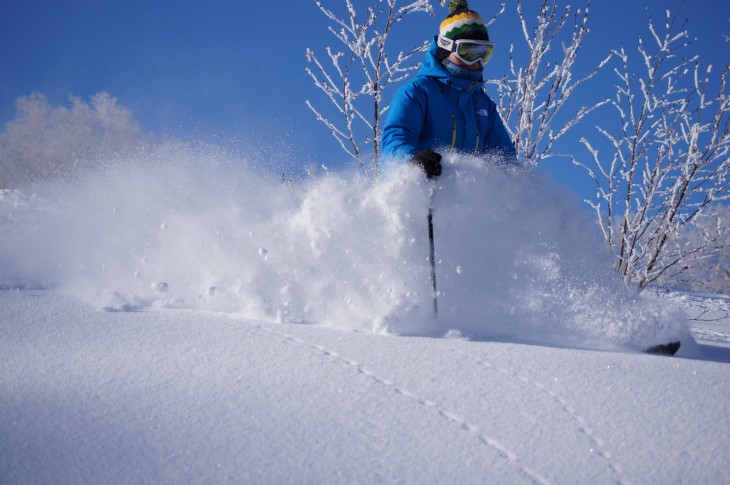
[437,0,489,59]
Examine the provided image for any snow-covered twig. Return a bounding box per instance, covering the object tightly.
[306,0,434,176]
[488,0,610,170]
[574,6,730,292]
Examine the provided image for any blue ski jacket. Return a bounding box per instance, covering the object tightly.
[382,38,516,163]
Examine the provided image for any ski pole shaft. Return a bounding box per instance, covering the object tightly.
[428,207,438,317]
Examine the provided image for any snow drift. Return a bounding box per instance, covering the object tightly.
[0,143,691,351]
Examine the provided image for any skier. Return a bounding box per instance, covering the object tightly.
[381,0,517,177]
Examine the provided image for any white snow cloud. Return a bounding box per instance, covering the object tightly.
[0,145,690,351]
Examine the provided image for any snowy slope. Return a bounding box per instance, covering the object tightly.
[1,289,729,484]
[1,148,729,483]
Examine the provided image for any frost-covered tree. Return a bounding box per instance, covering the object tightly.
[575,8,730,291]
[488,0,610,169]
[0,92,146,188]
[670,203,730,294]
[305,0,437,176]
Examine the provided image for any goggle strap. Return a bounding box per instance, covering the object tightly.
[437,35,455,52]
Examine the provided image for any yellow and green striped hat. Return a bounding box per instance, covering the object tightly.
[439,0,489,43]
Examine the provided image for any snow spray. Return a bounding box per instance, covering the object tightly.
[0,143,690,350]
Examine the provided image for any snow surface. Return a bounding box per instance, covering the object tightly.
[1,146,729,483]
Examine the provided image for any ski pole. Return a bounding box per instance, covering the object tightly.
[428,192,438,318]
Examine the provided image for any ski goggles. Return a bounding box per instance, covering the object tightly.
[437,36,495,65]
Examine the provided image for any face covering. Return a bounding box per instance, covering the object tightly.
[441,58,483,82]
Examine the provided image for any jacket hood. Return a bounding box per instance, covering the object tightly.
[417,37,483,90]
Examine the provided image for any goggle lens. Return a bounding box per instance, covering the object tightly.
[456,42,494,64]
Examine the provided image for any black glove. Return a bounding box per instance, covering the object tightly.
[409,149,442,178]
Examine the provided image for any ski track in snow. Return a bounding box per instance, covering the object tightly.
[249,320,552,485]
[450,347,625,485]
[692,327,730,344]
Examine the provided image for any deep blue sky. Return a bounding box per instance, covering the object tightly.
[2,0,728,198]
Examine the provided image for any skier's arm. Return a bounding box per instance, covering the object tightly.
[481,96,519,165]
[382,84,426,160]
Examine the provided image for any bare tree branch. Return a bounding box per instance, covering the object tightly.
[488,0,610,170]
[574,6,730,292]
[306,0,434,176]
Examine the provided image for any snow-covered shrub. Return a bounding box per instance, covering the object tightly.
[0,92,148,188]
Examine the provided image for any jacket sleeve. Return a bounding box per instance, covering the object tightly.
[482,95,519,165]
[381,82,426,160]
